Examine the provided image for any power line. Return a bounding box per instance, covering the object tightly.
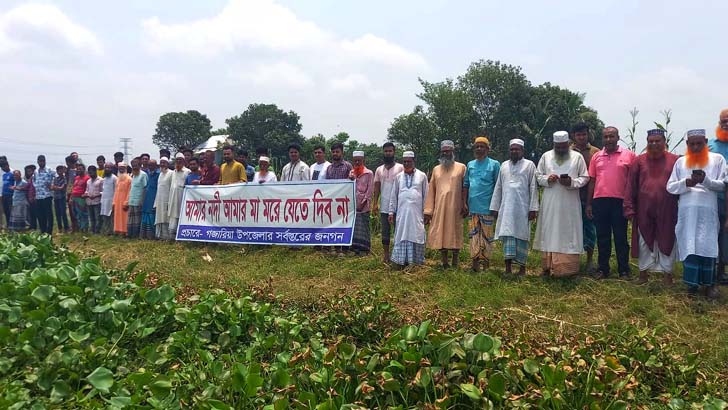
[120,138,133,159]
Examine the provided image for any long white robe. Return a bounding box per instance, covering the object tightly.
[389,170,428,245]
[489,158,539,241]
[533,150,589,254]
[168,168,190,220]
[154,169,172,225]
[100,174,117,216]
[666,153,726,260]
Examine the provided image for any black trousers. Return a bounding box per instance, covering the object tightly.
[36,197,54,234]
[592,197,630,275]
[54,197,69,231]
[2,195,11,226]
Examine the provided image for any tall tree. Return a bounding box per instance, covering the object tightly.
[387,105,440,170]
[152,110,212,151]
[226,103,303,163]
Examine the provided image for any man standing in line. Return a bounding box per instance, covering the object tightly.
[373,142,404,263]
[388,151,428,267]
[237,149,256,182]
[490,139,539,276]
[127,158,148,238]
[309,145,330,181]
[100,162,117,235]
[667,129,725,298]
[462,136,500,272]
[570,122,600,273]
[623,129,679,284]
[33,154,55,234]
[141,159,159,239]
[154,158,173,239]
[51,165,69,232]
[349,151,374,255]
[70,163,89,232]
[84,165,103,234]
[252,156,278,184]
[281,143,310,182]
[96,156,106,178]
[533,131,590,277]
[112,163,131,236]
[708,108,728,285]
[185,157,203,185]
[0,157,13,228]
[325,142,353,180]
[586,127,636,279]
[219,146,247,184]
[200,150,220,186]
[424,140,467,269]
[168,153,190,237]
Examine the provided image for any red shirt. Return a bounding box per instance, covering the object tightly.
[200,164,220,185]
[588,146,636,199]
[72,175,90,197]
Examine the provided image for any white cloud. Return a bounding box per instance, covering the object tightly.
[0,3,102,55]
[230,61,314,89]
[340,34,427,69]
[329,73,370,92]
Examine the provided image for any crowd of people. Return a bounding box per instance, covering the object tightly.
[2,108,728,298]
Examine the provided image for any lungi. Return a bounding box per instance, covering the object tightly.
[126,206,142,238]
[542,252,580,277]
[156,223,170,240]
[9,200,28,231]
[502,236,529,266]
[391,240,426,266]
[71,197,88,231]
[351,212,371,252]
[682,254,716,287]
[141,211,156,239]
[468,214,494,261]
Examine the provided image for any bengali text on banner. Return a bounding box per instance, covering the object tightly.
[175,180,356,246]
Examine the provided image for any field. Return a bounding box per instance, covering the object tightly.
[1,232,727,409]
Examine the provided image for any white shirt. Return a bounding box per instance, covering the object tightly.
[389,169,428,244]
[489,158,539,241]
[253,171,278,184]
[666,153,726,260]
[374,162,404,214]
[310,161,330,180]
[167,168,190,220]
[100,174,117,216]
[154,170,172,224]
[533,150,589,254]
[281,161,310,182]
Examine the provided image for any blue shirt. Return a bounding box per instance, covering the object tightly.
[245,165,255,182]
[2,169,14,196]
[32,167,56,200]
[463,157,500,215]
[128,172,148,207]
[142,169,160,213]
[709,139,728,201]
[185,172,202,185]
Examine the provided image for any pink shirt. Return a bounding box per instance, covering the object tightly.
[588,146,636,199]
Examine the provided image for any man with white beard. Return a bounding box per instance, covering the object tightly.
[424,140,467,269]
[533,131,590,277]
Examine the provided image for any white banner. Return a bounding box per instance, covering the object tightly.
[175,180,356,246]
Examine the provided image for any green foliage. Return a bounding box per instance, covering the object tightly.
[387,105,440,170]
[1,233,725,408]
[226,103,304,165]
[152,110,212,152]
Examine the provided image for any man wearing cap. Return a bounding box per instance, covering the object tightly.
[168,153,190,237]
[253,156,278,183]
[585,127,636,279]
[154,157,173,239]
[349,151,374,255]
[425,140,467,269]
[490,138,539,276]
[462,136,500,272]
[218,145,247,185]
[667,129,725,298]
[100,162,117,235]
[373,142,404,263]
[624,129,679,284]
[708,108,728,285]
[112,163,131,235]
[570,122,600,273]
[389,151,428,267]
[281,143,310,182]
[534,131,590,277]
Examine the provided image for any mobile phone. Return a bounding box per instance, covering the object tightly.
[560,174,569,178]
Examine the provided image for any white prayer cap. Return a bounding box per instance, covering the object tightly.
[259,156,270,163]
[509,138,525,147]
[403,151,415,158]
[352,150,365,157]
[175,153,185,159]
[440,140,455,149]
[160,157,169,163]
[553,131,569,143]
[686,129,706,138]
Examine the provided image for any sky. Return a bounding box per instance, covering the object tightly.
[1,0,726,168]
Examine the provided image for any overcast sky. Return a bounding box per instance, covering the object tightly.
[1,0,726,167]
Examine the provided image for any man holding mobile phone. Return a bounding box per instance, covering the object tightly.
[586,127,636,280]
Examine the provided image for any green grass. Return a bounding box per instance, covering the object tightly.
[59,232,728,369]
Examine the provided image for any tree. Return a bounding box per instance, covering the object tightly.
[152,110,212,151]
[226,103,303,164]
[211,127,228,136]
[387,105,440,170]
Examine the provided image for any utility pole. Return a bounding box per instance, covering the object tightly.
[119,137,133,159]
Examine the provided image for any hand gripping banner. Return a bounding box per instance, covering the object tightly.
[175,180,355,246]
